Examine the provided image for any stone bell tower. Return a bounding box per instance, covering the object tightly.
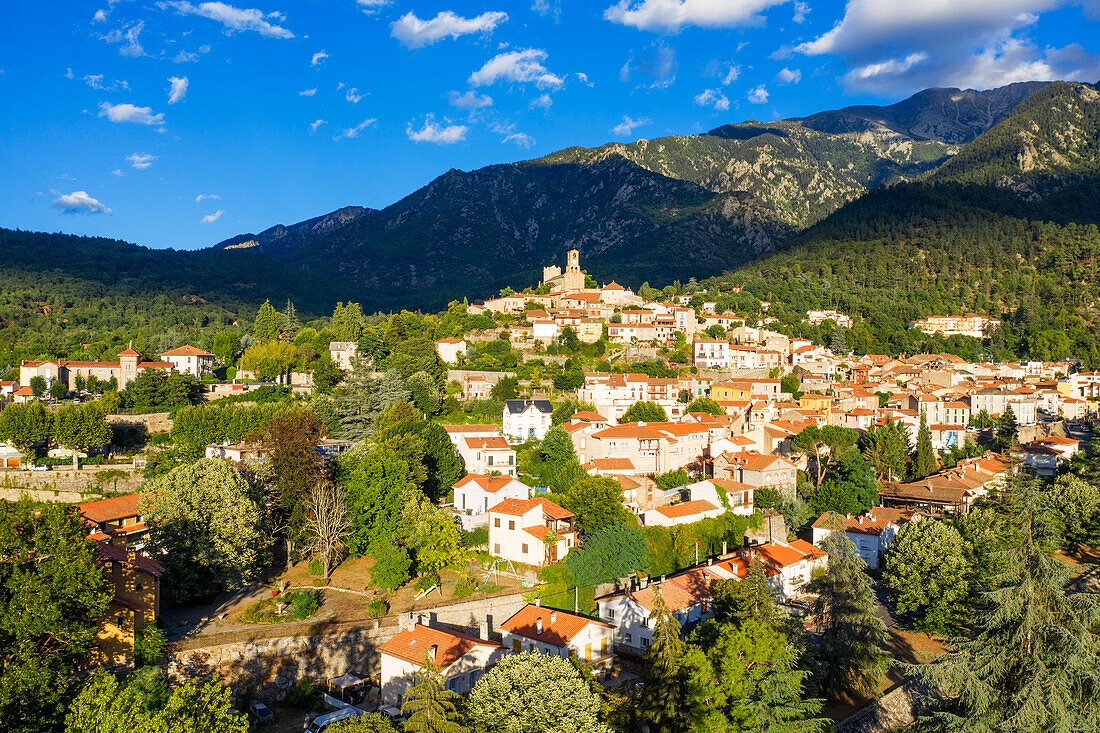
[561,248,584,291]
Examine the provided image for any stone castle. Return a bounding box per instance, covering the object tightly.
[542,248,584,292]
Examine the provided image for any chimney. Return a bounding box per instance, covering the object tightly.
[660,575,666,583]
[535,597,541,607]
[722,540,728,555]
[428,644,438,663]
[536,618,544,634]
[417,613,427,626]
[550,611,557,623]
[478,621,489,640]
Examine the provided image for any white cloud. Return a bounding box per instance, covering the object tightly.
[407,119,468,144]
[576,72,593,86]
[111,169,124,177]
[722,64,741,84]
[167,76,189,104]
[694,88,730,110]
[503,131,534,147]
[195,193,220,202]
[299,88,317,97]
[126,152,157,170]
[794,0,1100,93]
[604,0,791,32]
[469,48,564,89]
[311,50,328,66]
[98,101,166,127]
[94,9,108,22]
[345,87,364,104]
[530,93,553,109]
[333,119,377,140]
[160,1,294,38]
[620,42,677,89]
[611,115,651,136]
[356,0,391,13]
[83,74,129,91]
[391,10,508,49]
[65,67,74,79]
[747,84,769,103]
[104,21,145,57]
[172,50,200,63]
[310,119,326,132]
[792,0,808,22]
[776,67,801,83]
[52,191,111,214]
[447,90,494,110]
[202,209,225,223]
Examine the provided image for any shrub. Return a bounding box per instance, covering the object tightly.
[414,573,439,594]
[134,625,166,666]
[462,526,489,548]
[289,590,320,620]
[287,679,317,709]
[366,599,389,619]
[307,558,324,576]
[453,578,477,599]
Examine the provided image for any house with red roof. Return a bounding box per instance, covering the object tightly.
[159,344,215,378]
[596,567,717,654]
[93,535,163,666]
[20,348,174,392]
[451,474,531,530]
[78,492,149,547]
[378,624,505,705]
[434,338,467,365]
[488,497,576,566]
[750,540,829,600]
[643,499,725,527]
[500,602,616,671]
[811,507,921,569]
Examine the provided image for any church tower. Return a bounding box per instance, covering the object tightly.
[562,248,584,291]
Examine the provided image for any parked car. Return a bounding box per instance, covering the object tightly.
[379,706,405,722]
[304,707,365,732]
[26,464,50,472]
[250,700,275,726]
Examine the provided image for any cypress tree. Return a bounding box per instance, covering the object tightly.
[282,299,301,340]
[253,300,279,344]
[913,411,939,479]
[829,327,849,356]
[995,404,1018,451]
[808,531,890,699]
[401,653,463,733]
[639,590,690,733]
[914,478,1100,730]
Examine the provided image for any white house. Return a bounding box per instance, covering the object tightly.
[460,437,517,476]
[377,624,505,705]
[811,508,920,570]
[500,603,616,671]
[596,568,715,655]
[684,478,755,516]
[329,341,359,370]
[451,474,531,530]
[488,497,575,567]
[693,339,731,369]
[158,345,215,379]
[435,338,467,364]
[643,499,724,527]
[503,400,553,441]
[751,540,829,600]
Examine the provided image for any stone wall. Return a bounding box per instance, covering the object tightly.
[836,684,930,733]
[165,591,531,702]
[108,411,173,434]
[0,467,141,503]
[446,369,517,385]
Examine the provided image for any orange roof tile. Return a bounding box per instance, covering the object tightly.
[378,624,499,668]
[160,345,214,357]
[79,493,143,524]
[501,604,613,646]
[654,500,720,519]
[490,496,573,520]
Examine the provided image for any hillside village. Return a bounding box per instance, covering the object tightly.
[2,247,1098,733]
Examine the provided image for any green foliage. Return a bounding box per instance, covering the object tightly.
[365,598,389,619]
[308,557,324,576]
[370,540,412,594]
[142,459,269,605]
[0,501,111,732]
[712,559,783,629]
[808,531,890,698]
[654,468,691,491]
[253,299,280,343]
[860,418,909,482]
[808,452,879,516]
[398,492,464,573]
[620,400,668,423]
[135,625,167,666]
[0,400,54,455]
[342,447,419,556]
[466,653,610,733]
[555,476,633,536]
[286,679,318,709]
[882,520,971,633]
[406,371,441,415]
[401,654,463,733]
[170,401,297,459]
[122,369,201,411]
[913,411,939,480]
[55,403,112,461]
[995,404,1018,451]
[327,713,399,733]
[685,396,724,415]
[1043,474,1100,552]
[490,377,520,401]
[29,376,46,398]
[566,522,648,588]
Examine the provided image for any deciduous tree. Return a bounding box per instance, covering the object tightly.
[565,522,648,588]
[620,400,668,423]
[304,481,351,579]
[882,520,970,633]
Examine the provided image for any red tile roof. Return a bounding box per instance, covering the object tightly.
[378,624,499,668]
[79,493,143,524]
[160,345,214,357]
[452,474,521,493]
[501,604,613,646]
[490,496,573,520]
[654,499,720,519]
[96,541,163,576]
[464,436,512,451]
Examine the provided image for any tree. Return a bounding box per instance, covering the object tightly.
[654,468,691,491]
[212,329,241,363]
[860,418,908,482]
[809,453,878,516]
[142,459,269,605]
[830,327,849,356]
[369,540,412,592]
[251,409,327,549]
[282,299,301,340]
[304,481,351,579]
[54,403,112,468]
[466,653,610,733]
[791,424,857,486]
[995,404,1018,451]
[343,447,418,555]
[29,375,46,398]
[406,371,441,415]
[882,520,970,633]
[1044,474,1100,553]
[557,476,632,536]
[253,299,280,343]
[912,411,939,480]
[914,478,1100,731]
[50,379,67,401]
[620,400,668,423]
[490,377,519,401]
[398,491,464,573]
[566,522,648,587]
[781,372,801,395]
[0,501,111,732]
[0,400,53,457]
[712,559,782,629]
[327,714,398,733]
[336,367,410,441]
[808,531,889,698]
[638,591,690,732]
[685,396,724,415]
[401,654,463,733]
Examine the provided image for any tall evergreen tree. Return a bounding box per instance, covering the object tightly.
[638,591,690,733]
[253,299,280,343]
[913,411,939,479]
[995,404,1018,451]
[401,653,463,733]
[808,531,890,699]
[914,478,1100,731]
[282,299,301,340]
[830,327,849,356]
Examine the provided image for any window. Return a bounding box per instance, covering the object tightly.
[642,637,650,649]
[605,608,615,620]
[625,633,632,642]
[493,543,500,554]
[522,543,529,554]
[494,518,500,528]
[487,455,494,466]
[447,677,460,692]
[508,455,514,465]
[508,520,515,530]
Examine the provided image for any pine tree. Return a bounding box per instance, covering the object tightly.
[830,327,849,357]
[808,531,890,699]
[638,591,690,733]
[253,300,279,343]
[914,478,1100,730]
[995,404,1018,451]
[282,299,301,340]
[913,411,939,479]
[401,653,463,733]
[713,559,782,629]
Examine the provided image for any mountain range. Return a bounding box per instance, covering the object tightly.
[4,80,1098,326]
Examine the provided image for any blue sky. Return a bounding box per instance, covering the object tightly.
[2,0,1098,250]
